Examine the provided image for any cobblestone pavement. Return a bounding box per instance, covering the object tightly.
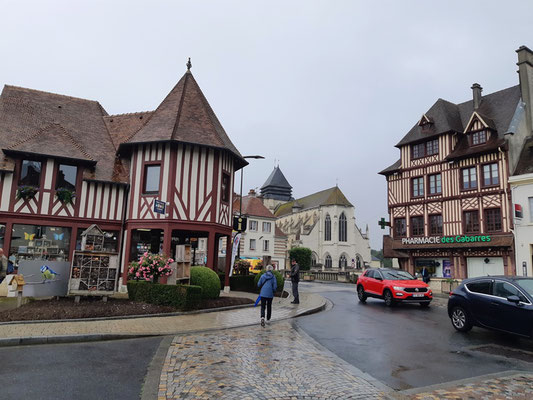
[402,373,533,400]
[158,321,388,400]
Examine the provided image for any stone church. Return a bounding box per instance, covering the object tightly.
[260,167,371,270]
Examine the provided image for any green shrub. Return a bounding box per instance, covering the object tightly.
[218,274,256,292]
[254,270,284,291]
[127,281,202,310]
[289,247,312,271]
[190,266,221,299]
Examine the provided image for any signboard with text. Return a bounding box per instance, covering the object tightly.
[401,235,492,245]
[154,200,166,215]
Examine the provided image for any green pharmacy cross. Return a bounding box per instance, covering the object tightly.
[378,218,390,230]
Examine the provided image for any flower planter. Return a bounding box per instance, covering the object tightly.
[303,275,315,281]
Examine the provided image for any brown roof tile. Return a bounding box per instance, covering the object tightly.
[103,112,153,150]
[233,196,275,219]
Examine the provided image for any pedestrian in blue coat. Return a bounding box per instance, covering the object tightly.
[257,265,277,327]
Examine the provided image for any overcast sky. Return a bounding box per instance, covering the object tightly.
[1,1,533,249]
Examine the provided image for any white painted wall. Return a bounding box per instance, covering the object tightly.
[510,173,533,277]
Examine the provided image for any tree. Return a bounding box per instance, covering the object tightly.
[289,247,312,271]
[371,249,392,268]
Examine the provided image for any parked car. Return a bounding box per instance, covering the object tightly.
[448,276,533,338]
[356,268,432,307]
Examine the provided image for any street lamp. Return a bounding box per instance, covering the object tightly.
[237,155,264,259]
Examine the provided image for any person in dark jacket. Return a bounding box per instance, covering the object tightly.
[421,267,430,284]
[257,265,278,327]
[290,258,300,304]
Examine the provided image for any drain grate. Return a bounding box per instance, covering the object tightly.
[473,345,533,363]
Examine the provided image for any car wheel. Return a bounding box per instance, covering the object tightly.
[450,306,472,332]
[419,302,430,308]
[383,290,394,307]
[357,285,367,303]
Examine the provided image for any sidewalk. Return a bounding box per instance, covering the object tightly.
[0,291,326,346]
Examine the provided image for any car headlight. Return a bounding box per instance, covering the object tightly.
[393,286,405,291]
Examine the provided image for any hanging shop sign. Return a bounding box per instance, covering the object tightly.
[154,200,166,215]
[401,235,492,245]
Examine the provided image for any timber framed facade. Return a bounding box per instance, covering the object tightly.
[381,46,533,279]
[0,65,245,290]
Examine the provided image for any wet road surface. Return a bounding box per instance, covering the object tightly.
[294,281,533,390]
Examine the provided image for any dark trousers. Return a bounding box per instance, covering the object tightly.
[260,297,273,320]
[292,280,299,303]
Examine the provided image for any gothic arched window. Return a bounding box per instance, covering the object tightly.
[325,254,332,268]
[311,253,317,267]
[339,212,347,242]
[356,255,362,269]
[339,254,347,269]
[325,214,331,241]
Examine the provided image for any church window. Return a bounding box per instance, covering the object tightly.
[356,256,362,269]
[325,254,332,268]
[324,214,331,241]
[311,253,317,266]
[339,254,347,269]
[339,212,347,242]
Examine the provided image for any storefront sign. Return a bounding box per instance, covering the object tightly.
[401,235,492,245]
[154,200,166,214]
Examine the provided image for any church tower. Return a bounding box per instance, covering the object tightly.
[260,166,293,212]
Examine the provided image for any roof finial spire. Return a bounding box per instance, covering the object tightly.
[186,57,192,72]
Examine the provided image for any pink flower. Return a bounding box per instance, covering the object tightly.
[135,272,140,277]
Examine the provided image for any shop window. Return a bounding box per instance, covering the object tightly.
[324,214,331,241]
[325,254,332,268]
[410,216,424,236]
[463,210,480,233]
[9,224,71,264]
[130,229,164,261]
[484,208,502,232]
[75,228,119,253]
[143,165,161,194]
[249,220,258,231]
[482,163,499,187]
[339,212,347,242]
[461,167,477,190]
[428,174,442,195]
[249,239,256,251]
[221,173,230,203]
[19,160,42,188]
[429,214,443,235]
[56,164,77,191]
[394,218,407,238]
[262,222,271,233]
[0,224,5,250]
[412,177,424,198]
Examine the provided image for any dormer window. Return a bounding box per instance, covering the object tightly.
[411,139,438,159]
[56,164,77,191]
[19,160,42,188]
[471,130,488,145]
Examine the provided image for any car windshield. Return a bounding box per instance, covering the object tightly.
[381,270,416,280]
[515,279,533,297]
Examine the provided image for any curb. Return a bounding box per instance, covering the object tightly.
[0,294,327,347]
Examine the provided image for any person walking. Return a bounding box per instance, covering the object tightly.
[290,258,300,304]
[257,265,277,327]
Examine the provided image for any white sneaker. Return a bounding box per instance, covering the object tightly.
[261,318,265,327]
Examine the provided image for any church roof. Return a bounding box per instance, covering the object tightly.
[119,71,245,169]
[261,166,292,189]
[274,186,352,217]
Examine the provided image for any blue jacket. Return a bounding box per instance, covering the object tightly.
[258,271,277,298]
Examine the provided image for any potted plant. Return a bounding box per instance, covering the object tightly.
[56,188,76,205]
[303,272,315,281]
[16,186,37,201]
[128,252,174,283]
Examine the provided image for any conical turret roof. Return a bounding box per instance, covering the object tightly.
[260,166,292,200]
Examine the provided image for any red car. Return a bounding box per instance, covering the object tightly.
[356,268,432,307]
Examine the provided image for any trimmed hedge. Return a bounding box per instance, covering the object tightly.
[127,281,202,310]
[190,266,221,299]
[289,247,312,271]
[254,270,284,290]
[218,274,257,292]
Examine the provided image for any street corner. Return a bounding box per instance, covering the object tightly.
[157,321,387,399]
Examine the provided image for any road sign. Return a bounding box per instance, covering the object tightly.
[233,216,247,232]
[154,200,166,214]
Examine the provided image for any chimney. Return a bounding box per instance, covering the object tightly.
[248,189,256,197]
[471,83,482,109]
[517,45,533,133]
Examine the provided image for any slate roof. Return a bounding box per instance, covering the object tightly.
[514,137,533,175]
[119,71,245,169]
[274,186,353,217]
[0,85,122,181]
[233,196,276,219]
[379,159,401,176]
[395,85,521,147]
[261,166,292,189]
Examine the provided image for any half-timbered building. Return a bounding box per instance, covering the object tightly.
[0,64,245,290]
[380,46,533,279]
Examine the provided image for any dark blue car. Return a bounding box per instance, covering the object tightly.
[448,276,533,338]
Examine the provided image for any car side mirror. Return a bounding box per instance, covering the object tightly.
[507,295,520,304]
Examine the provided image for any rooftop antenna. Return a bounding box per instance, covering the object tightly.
[186,57,192,71]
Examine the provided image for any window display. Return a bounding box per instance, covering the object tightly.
[130,229,164,261]
[9,224,71,264]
